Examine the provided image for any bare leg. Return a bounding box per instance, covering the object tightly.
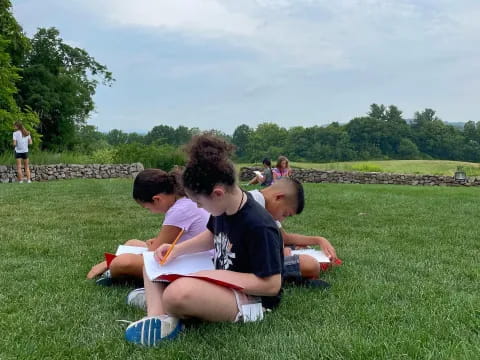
[163,278,238,322]
[109,254,144,278]
[16,158,23,181]
[124,239,147,247]
[298,254,320,278]
[24,158,31,181]
[87,239,146,279]
[144,267,168,316]
[248,177,258,185]
[248,174,264,185]
[87,261,108,279]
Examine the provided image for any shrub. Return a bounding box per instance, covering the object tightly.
[91,148,116,164]
[113,143,186,170]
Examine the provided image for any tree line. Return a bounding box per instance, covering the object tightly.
[68,103,480,165]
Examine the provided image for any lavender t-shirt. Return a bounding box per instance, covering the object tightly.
[163,197,210,243]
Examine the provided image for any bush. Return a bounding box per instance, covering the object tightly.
[91,148,116,164]
[113,143,186,170]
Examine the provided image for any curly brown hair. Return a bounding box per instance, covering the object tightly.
[182,133,237,195]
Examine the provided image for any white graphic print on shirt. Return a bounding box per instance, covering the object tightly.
[213,232,236,270]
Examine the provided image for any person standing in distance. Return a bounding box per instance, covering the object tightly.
[13,121,32,183]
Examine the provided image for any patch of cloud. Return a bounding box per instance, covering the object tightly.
[74,0,480,71]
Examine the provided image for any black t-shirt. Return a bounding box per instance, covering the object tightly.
[207,191,283,309]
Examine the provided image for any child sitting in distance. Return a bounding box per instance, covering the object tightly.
[248,158,273,186]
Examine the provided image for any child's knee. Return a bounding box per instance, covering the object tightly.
[299,255,320,278]
[163,280,195,314]
[110,254,139,274]
[124,239,144,246]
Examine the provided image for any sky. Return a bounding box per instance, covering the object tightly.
[12,0,480,134]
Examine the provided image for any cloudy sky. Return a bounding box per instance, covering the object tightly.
[12,0,480,134]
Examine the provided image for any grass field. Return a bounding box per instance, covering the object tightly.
[0,179,479,359]
[239,160,480,176]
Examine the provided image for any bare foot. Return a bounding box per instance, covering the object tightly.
[87,261,108,279]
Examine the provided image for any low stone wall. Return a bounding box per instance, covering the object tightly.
[0,163,144,183]
[240,167,480,187]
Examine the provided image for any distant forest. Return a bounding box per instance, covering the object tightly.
[82,103,480,163]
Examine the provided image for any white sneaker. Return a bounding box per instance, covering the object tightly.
[125,315,183,346]
[127,288,146,310]
[19,180,23,184]
[27,180,32,183]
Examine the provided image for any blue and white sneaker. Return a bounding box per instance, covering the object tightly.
[125,315,183,346]
[95,270,112,286]
[127,288,146,310]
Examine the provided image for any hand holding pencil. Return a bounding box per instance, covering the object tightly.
[154,229,185,265]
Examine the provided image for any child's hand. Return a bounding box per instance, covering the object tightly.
[154,244,177,264]
[146,238,157,251]
[317,237,337,262]
[283,247,292,256]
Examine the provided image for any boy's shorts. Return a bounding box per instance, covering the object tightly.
[232,290,264,323]
[283,255,301,280]
[15,152,28,159]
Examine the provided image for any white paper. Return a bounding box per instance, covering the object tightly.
[291,249,331,263]
[143,251,214,281]
[253,170,262,176]
[115,245,148,256]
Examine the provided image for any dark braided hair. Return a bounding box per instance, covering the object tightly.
[133,168,185,203]
[182,133,237,195]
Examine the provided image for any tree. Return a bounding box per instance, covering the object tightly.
[0,36,39,153]
[232,124,253,159]
[0,1,40,153]
[174,125,192,146]
[106,129,128,146]
[0,0,30,66]
[285,126,308,161]
[126,132,145,144]
[410,108,465,160]
[246,123,287,162]
[74,124,108,153]
[396,138,420,159]
[145,124,176,145]
[16,27,114,150]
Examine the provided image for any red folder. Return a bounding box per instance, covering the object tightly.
[104,253,116,268]
[156,274,244,290]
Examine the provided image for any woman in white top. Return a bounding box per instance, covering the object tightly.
[13,121,32,183]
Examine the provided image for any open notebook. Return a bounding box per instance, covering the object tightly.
[143,250,244,290]
[291,249,331,263]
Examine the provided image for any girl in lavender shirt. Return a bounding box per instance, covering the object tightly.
[272,156,292,181]
[87,168,209,285]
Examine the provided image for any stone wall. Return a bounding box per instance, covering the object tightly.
[0,163,144,183]
[239,167,480,187]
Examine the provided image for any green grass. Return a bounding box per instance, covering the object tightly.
[0,180,479,359]
[239,160,480,176]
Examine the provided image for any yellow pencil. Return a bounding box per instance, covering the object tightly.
[160,228,185,265]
